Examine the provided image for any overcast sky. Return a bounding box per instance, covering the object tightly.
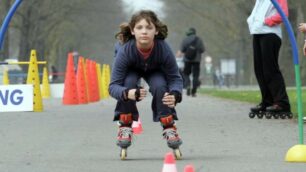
[120,0,166,20]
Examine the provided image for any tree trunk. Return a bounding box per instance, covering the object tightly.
[279,7,297,86]
[18,13,31,73]
[0,0,11,61]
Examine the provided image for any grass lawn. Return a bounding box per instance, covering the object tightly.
[198,88,306,117]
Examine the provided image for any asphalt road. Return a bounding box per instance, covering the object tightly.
[0,94,305,172]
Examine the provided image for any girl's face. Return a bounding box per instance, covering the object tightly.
[131,19,158,49]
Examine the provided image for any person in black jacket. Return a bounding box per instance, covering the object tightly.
[179,27,205,97]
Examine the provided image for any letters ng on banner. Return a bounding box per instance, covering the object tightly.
[0,85,33,112]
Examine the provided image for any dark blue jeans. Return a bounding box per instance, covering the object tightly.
[113,71,178,122]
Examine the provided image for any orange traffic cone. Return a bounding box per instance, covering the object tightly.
[62,53,78,105]
[162,152,177,172]
[132,117,143,135]
[76,56,88,104]
[90,60,99,102]
[184,165,195,172]
[85,59,93,102]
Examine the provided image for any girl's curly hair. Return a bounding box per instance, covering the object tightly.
[115,10,168,44]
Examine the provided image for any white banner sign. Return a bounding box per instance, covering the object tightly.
[220,59,236,75]
[0,85,33,112]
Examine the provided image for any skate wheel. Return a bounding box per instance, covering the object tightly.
[120,148,127,160]
[273,114,279,119]
[265,112,272,119]
[249,112,256,118]
[257,113,264,119]
[174,149,182,160]
[280,113,286,119]
[288,113,293,119]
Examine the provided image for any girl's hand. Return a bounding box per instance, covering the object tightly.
[128,88,147,101]
[298,23,306,33]
[162,92,176,108]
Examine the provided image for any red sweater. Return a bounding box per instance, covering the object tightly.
[264,0,288,26]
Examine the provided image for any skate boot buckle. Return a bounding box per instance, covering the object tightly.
[163,128,182,149]
[117,127,133,148]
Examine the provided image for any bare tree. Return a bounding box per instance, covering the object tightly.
[12,0,88,72]
[0,0,12,61]
[3,0,305,84]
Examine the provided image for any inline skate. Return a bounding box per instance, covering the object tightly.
[265,104,293,119]
[160,115,183,159]
[117,113,133,160]
[249,103,266,119]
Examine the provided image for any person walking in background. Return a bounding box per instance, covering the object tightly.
[50,65,58,83]
[214,68,224,88]
[175,50,185,87]
[298,22,306,56]
[178,27,205,97]
[109,10,183,159]
[247,0,292,119]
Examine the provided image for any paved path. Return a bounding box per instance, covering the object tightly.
[0,94,305,172]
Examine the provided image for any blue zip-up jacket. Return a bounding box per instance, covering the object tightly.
[109,39,183,101]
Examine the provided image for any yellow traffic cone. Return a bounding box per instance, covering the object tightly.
[101,64,108,99]
[105,64,111,98]
[41,67,50,98]
[3,69,9,85]
[96,63,103,100]
[26,49,43,112]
